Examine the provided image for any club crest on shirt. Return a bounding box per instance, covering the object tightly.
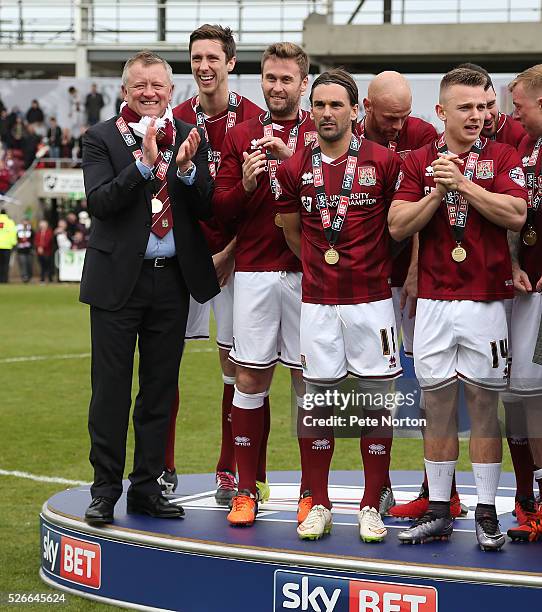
[300,354,307,369]
[476,160,494,179]
[509,166,526,187]
[304,131,318,145]
[301,196,312,212]
[358,166,377,186]
[301,171,313,185]
[398,149,411,160]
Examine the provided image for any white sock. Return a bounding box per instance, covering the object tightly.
[425,458,456,502]
[472,462,501,505]
[222,374,235,386]
[534,467,542,483]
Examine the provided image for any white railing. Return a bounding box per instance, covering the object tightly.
[0,0,540,47]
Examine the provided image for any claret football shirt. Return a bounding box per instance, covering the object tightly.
[276,138,400,305]
[394,138,527,301]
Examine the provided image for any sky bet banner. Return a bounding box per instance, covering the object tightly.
[274,570,437,612]
[42,525,101,589]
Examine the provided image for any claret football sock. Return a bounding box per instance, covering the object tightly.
[256,394,271,483]
[360,408,392,509]
[231,388,266,496]
[507,437,537,498]
[216,377,236,473]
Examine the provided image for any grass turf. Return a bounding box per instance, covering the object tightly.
[0,283,513,611]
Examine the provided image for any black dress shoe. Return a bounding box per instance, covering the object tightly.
[126,492,185,519]
[84,497,115,525]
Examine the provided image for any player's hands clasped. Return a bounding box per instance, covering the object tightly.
[242,150,267,193]
[432,153,465,192]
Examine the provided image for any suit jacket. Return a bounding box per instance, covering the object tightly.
[80,116,220,311]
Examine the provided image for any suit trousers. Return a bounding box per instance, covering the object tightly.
[88,258,189,501]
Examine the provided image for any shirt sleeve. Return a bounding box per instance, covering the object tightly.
[275,158,301,214]
[393,150,426,202]
[135,158,154,180]
[176,163,197,185]
[493,145,528,200]
[212,128,251,222]
[382,150,402,208]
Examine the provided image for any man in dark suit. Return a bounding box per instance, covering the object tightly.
[80,50,219,525]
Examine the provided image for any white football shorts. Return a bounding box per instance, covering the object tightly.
[229,271,302,369]
[185,274,234,348]
[300,298,403,383]
[392,286,415,358]
[509,292,542,396]
[414,299,508,391]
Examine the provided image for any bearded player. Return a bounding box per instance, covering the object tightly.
[213,43,317,526]
[390,68,527,550]
[163,25,262,504]
[275,69,402,542]
[506,65,542,543]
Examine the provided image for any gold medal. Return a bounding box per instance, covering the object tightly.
[451,245,467,263]
[151,197,163,214]
[522,225,538,246]
[274,213,283,228]
[324,248,340,265]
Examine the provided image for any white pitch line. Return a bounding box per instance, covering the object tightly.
[0,352,90,364]
[0,469,91,487]
[0,346,216,364]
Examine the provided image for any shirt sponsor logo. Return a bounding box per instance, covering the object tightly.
[358,166,377,186]
[274,570,438,612]
[509,166,526,187]
[475,160,493,179]
[425,165,434,177]
[42,527,101,589]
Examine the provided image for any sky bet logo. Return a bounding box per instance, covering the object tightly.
[42,526,101,589]
[274,571,437,612]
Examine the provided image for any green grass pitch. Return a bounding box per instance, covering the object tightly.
[0,284,513,611]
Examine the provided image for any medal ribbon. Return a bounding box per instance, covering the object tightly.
[195,91,239,178]
[115,113,176,237]
[311,135,361,246]
[262,109,303,195]
[437,135,483,245]
[525,137,542,227]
